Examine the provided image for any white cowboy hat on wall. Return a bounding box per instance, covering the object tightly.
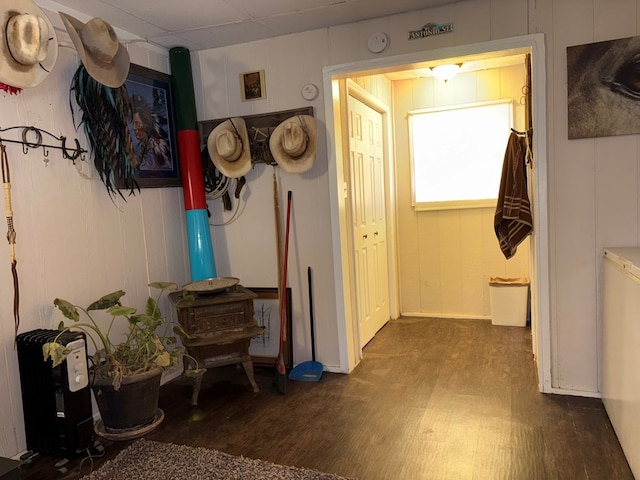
[0,0,58,89]
[269,115,317,174]
[207,118,252,178]
[59,12,130,88]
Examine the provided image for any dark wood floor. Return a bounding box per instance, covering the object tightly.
[19,317,634,480]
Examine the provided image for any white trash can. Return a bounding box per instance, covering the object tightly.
[489,277,529,327]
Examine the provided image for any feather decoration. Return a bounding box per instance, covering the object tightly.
[0,82,22,95]
[69,65,139,198]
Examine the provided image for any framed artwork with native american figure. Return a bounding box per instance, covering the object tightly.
[120,64,181,188]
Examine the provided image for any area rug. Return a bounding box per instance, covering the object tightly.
[81,438,354,479]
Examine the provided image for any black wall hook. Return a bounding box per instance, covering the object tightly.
[0,125,87,160]
[61,137,82,161]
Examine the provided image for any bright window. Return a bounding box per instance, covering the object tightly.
[409,100,513,211]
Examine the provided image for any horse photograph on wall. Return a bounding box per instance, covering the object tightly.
[567,35,640,139]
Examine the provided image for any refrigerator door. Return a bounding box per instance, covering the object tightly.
[602,246,640,478]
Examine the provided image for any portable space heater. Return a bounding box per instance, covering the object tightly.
[16,329,93,458]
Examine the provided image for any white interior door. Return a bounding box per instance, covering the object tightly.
[347,93,390,347]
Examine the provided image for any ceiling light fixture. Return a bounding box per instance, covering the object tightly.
[431,63,462,82]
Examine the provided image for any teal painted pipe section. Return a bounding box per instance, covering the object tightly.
[185,209,217,281]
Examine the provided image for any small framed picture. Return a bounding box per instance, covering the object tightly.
[240,70,266,101]
[248,287,292,369]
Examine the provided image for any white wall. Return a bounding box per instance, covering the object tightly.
[0,9,190,457]
[540,0,640,392]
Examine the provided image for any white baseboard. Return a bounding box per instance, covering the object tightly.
[544,386,602,398]
[401,312,491,321]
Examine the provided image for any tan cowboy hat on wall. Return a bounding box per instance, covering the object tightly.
[59,13,130,88]
[269,115,317,173]
[207,118,251,178]
[0,0,58,89]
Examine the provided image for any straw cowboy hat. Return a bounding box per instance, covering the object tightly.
[207,118,251,178]
[269,115,317,173]
[0,0,58,89]
[60,13,130,88]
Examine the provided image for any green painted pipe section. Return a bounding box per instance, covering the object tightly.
[169,47,198,131]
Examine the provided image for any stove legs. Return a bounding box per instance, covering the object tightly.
[185,351,260,406]
[190,374,203,406]
[240,356,260,393]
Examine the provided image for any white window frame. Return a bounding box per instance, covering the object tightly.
[408,99,513,211]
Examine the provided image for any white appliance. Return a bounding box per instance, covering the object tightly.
[602,247,640,478]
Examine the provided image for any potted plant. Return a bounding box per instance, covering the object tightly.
[43,282,203,436]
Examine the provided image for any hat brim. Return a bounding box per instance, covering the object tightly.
[0,0,58,88]
[60,12,130,88]
[269,115,317,174]
[207,118,252,178]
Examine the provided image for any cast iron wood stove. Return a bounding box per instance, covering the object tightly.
[169,284,263,405]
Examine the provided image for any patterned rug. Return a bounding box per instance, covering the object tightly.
[81,438,354,479]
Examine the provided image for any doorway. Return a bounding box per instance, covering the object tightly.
[323,34,551,392]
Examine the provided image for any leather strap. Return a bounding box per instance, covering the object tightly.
[1,144,20,343]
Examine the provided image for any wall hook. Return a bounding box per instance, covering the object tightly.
[0,125,87,161]
[21,126,42,148]
[61,137,82,160]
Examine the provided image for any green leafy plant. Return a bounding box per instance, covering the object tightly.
[43,282,204,391]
